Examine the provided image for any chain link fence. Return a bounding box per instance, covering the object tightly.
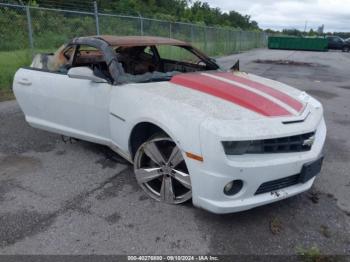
[0,2,267,92]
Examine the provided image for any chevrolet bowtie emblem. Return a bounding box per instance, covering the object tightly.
[302,136,315,147]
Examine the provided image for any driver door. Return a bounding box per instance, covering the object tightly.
[14,44,112,144]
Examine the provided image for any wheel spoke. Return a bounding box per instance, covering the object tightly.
[160,176,175,203]
[167,146,184,168]
[172,169,191,189]
[143,142,166,166]
[135,167,162,184]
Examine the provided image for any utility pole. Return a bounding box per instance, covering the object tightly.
[26,5,34,56]
[136,12,144,36]
[94,1,100,35]
[304,20,308,33]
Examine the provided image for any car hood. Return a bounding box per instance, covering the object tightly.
[121,70,319,127]
[136,71,310,122]
[170,71,307,118]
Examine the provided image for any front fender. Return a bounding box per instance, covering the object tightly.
[109,83,207,160]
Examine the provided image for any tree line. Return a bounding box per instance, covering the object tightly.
[12,0,260,30]
[266,28,350,39]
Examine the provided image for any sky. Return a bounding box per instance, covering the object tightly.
[205,0,350,32]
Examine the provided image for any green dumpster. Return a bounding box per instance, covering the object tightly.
[268,36,328,51]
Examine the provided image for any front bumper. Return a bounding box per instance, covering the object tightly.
[187,117,326,214]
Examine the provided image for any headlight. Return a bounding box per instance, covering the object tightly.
[222,132,315,155]
[222,141,263,155]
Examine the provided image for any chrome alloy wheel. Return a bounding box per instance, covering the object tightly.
[134,135,192,204]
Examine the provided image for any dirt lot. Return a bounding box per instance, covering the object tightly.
[0,49,349,255]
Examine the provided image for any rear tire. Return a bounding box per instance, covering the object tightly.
[133,134,192,204]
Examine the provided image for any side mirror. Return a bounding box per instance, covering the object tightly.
[67,67,107,83]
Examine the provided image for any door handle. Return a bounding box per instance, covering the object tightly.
[18,78,32,86]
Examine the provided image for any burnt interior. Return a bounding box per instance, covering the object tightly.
[32,43,219,83]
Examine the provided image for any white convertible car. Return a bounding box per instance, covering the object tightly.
[13,35,326,214]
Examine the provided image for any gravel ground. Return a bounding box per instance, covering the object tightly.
[0,49,349,255]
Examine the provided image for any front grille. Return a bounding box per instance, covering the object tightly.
[257,132,315,153]
[255,174,300,195]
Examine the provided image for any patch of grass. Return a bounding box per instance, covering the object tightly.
[0,50,32,96]
[296,246,330,262]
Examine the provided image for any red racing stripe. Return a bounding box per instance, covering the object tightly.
[170,73,292,117]
[213,72,304,112]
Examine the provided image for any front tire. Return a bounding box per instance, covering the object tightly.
[133,134,192,204]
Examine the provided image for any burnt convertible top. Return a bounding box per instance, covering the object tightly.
[72,35,190,47]
[97,35,190,46]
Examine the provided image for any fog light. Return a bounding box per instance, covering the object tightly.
[223,180,243,196]
[224,182,233,192]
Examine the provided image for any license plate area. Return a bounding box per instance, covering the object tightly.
[298,156,324,183]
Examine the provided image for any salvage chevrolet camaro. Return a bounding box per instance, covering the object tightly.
[13,36,326,213]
